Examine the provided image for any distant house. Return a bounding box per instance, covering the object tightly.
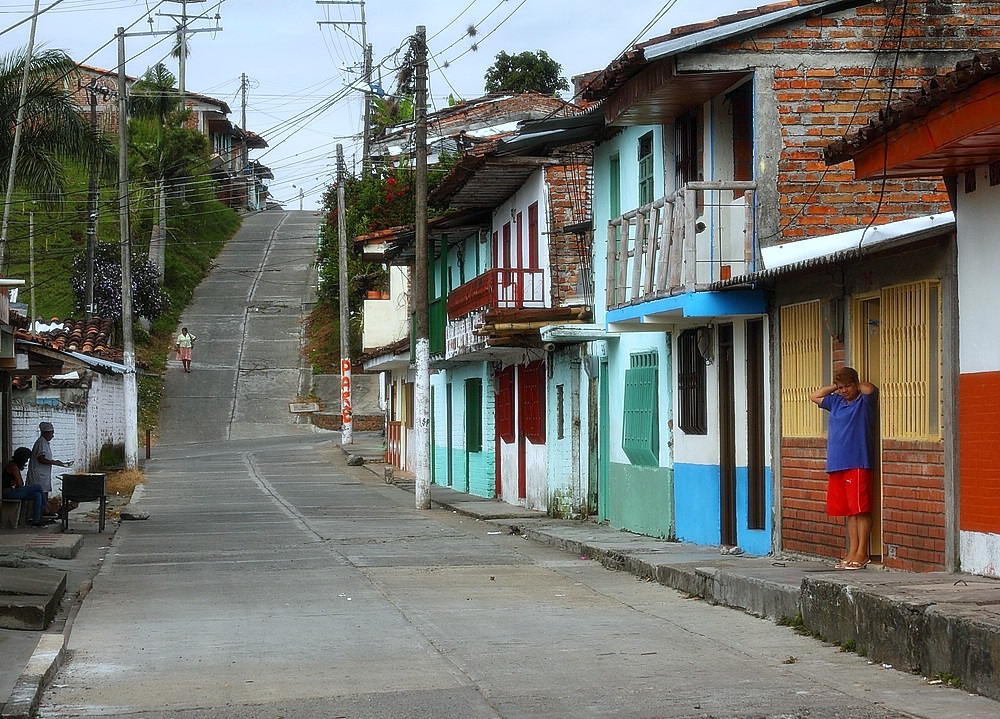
[69,63,270,211]
[10,316,129,474]
[361,93,586,482]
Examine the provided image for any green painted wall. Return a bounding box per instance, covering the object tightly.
[607,461,674,539]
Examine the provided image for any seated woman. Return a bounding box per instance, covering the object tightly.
[2,447,47,527]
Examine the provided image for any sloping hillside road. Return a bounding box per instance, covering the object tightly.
[33,210,996,719]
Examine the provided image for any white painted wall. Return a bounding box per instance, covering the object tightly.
[956,171,1000,375]
[362,266,409,351]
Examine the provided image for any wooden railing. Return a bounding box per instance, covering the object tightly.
[606,181,757,309]
[446,267,546,320]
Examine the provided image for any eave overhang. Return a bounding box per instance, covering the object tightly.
[430,153,559,209]
[584,0,863,126]
[356,208,490,264]
[606,289,766,332]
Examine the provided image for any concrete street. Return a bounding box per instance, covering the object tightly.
[30,210,998,718]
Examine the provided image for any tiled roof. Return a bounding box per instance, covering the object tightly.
[13,315,120,361]
[10,315,126,390]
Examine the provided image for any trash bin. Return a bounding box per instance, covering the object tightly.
[61,473,107,532]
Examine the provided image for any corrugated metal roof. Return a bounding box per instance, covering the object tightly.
[710,211,955,288]
[643,0,856,61]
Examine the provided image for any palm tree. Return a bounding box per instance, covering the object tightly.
[128,63,208,276]
[0,47,114,200]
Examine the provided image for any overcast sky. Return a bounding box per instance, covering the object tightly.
[5,0,749,210]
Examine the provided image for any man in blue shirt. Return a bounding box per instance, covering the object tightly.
[810,367,878,570]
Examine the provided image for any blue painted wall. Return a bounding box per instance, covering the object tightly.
[674,462,773,556]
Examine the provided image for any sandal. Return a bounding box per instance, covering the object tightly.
[842,560,869,571]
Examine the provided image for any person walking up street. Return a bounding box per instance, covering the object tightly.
[176,327,196,373]
[810,367,878,571]
[2,446,48,527]
[26,421,72,511]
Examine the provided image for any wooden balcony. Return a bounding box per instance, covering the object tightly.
[446,267,546,320]
[607,181,758,310]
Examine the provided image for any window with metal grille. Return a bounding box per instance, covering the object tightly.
[870,280,942,439]
[465,378,483,452]
[678,329,707,435]
[520,361,546,444]
[638,132,654,206]
[780,300,824,437]
[623,351,659,466]
[496,367,514,443]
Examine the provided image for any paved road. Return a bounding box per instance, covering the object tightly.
[36,210,998,718]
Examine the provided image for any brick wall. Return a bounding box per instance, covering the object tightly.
[781,437,844,558]
[881,439,946,571]
[713,1,1000,241]
[544,161,593,308]
[781,435,947,570]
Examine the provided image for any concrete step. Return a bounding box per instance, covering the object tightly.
[0,567,66,631]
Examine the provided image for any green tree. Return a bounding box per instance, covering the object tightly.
[484,50,569,95]
[0,47,114,200]
[128,64,210,272]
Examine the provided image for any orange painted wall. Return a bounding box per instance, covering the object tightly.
[959,371,1000,533]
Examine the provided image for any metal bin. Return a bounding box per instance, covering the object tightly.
[61,473,107,532]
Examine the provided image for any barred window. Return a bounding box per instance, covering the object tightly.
[678,329,707,435]
[780,300,824,437]
[872,281,942,439]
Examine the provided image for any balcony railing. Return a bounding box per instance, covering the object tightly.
[447,267,546,320]
[607,181,758,310]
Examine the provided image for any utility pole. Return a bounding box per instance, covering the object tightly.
[162,0,199,100]
[316,1,371,173]
[413,26,430,510]
[28,209,36,404]
[336,144,352,445]
[118,27,139,469]
[362,42,373,174]
[82,78,110,319]
[0,0,41,273]
[131,6,220,276]
[240,72,248,208]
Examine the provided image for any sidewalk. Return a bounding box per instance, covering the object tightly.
[345,436,1000,703]
[0,508,113,719]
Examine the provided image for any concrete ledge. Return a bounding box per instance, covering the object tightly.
[1,633,64,719]
[922,605,1000,699]
[0,569,66,631]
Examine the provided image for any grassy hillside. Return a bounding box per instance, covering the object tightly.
[4,162,241,439]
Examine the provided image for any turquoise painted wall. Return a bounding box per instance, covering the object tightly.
[429,363,497,498]
[468,450,495,498]
[674,462,773,556]
[607,461,674,539]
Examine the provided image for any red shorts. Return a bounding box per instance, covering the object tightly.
[826,468,873,516]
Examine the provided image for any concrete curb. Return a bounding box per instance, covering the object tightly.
[1,633,64,719]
